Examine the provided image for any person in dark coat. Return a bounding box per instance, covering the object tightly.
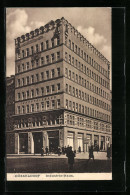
[79,146,81,153]
[64,146,67,154]
[41,147,44,156]
[107,145,111,159]
[66,147,75,171]
[45,146,49,156]
[89,145,94,160]
[58,146,61,156]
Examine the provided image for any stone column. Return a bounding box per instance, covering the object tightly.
[99,135,101,150]
[91,133,94,146]
[43,131,48,148]
[63,127,67,147]
[74,131,78,152]
[28,132,34,154]
[15,133,19,154]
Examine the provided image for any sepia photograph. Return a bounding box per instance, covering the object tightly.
[6,7,112,181]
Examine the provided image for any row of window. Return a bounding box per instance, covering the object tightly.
[17,52,61,73]
[66,114,111,132]
[16,36,60,60]
[65,99,111,123]
[65,69,110,100]
[65,84,111,111]
[17,99,61,114]
[17,68,61,87]
[65,52,110,90]
[65,35,109,78]
[17,83,61,101]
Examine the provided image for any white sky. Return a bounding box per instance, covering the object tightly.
[6,7,111,77]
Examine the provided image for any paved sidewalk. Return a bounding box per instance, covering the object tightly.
[7,151,111,160]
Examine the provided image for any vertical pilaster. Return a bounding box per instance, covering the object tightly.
[63,127,67,147]
[28,132,34,154]
[99,135,101,150]
[74,131,78,152]
[15,133,19,154]
[92,134,94,146]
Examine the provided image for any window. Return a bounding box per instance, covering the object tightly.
[41,102,44,110]
[65,36,67,45]
[36,59,39,66]
[36,103,39,111]
[36,74,39,82]
[41,87,44,96]
[46,71,49,79]
[26,105,29,113]
[41,42,43,51]
[73,87,75,96]
[57,68,60,77]
[26,62,29,70]
[66,99,68,108]
[46,86,49,93]
[51,54,54,62]
[31,60,34,68]
[31,46,34,55]
[72,72,75,80]
[36,88,39,97]
[72,42,74,51]
[69,85,71,94]
[65,52,67,61]
[26,90,29,99]
[76,103,78,112]
[57,52,60,60]
[69,101,72,110]
[76,89,78,97]
[17,106,20,114]
[69,39,71,48]
[17,65,20,73]
[75,45,77,53]
[69,55,71,64]
[51,69,55,78]
[72,57,74,65]
[22,78,24,86]
[57,99,60,107]
[78,47,80,56]
[81,50,83,58]
[22,50,24,58]
[31,75,34,83]
[51,100,55,107]
[22,64,24,72]
[31,104,34,112]
[26,48,29,57]
[66,84,68,93]
[36,44,38,53]
[17,93,20,100]
[46,40,49,49]
[73,102,75,111]
[57,83,60,91]
[79,104,81,112]
[51,85,55,92]
[51,39,54,47]
[79,90,81,99]
[26,76,29,85]
[69,70,71,79]
[41,72,44,80]
[57,36,60,45]
[46,101,49,108]
[17,79,20,87]
[31,90,34,98]
[41,57,44,65]
[46,55,49,63]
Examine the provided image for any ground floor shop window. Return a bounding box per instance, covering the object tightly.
[19,133,28,154]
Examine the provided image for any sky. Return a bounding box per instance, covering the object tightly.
[6,7,111,77]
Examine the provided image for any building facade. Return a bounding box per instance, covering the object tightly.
[12,17,112,154]
[6,75,15,154]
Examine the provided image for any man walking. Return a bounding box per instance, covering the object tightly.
[66,146,75,172]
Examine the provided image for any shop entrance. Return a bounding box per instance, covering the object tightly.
[100,136,105,150]
[19,133,28,154]
[48,131,59,153]
[33,132,43,154]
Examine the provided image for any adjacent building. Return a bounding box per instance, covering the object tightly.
[11,17,112,154]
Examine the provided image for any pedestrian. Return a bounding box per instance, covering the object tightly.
[107,145,111,159]
[58,146,61,156]
[41,147,44,156]
[62,146,65,155]
[66,146,75,172]
[45,146,49,156]
[89,145,94,160]
[78,146,81,153]
[64,146,67,154]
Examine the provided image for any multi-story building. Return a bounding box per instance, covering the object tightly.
[13,17,112,154]
[6,75,15,154]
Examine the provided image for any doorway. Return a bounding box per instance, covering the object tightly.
[33,132,43,154]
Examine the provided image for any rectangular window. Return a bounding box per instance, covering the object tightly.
[69,55,71,64]
[76,103,78,112]
[69,70,71,79]
[57,36,60,45]
[57,52,60,60]
[41,102,44,110]
[31,75,34,83]
[41,42,43,51]
[65,52,67,61]
[52,100,55,107]
[46,101,49,108]
[57,68,60,77]
[57,99,60,107]
[51,69,55,78]
[31,90,34,98]
[69,101,72,109]
[22,78,24,86]
[17,65,20,73]
[26,48,29,57]
[17,79,20,87]
[22,50,24,58]
[46,55,49,63]
[72,57,74,65]
[41,57,44,65]
[51,53,55,62]
[69,39,71,48]
[26,90,29,99]
[69,85,71,94]
[75,45,77,53]
[17,106,20,114]
[31,60,34,68]
[22,92,25,100]
[26,76,29,85]
[66,84,68,93]
[22,64,24,72]
[51,85,55,92]
[31,104,34,112]
[46,71,49,79]
[36,74,39,82]
[26,62,29,70]
[57,83,60,91]
[36,88,39,97]
[41,72,44,80]
[36,44,38,53]
[17,93,20,100]
[41,87,44,96]
[46,86,49,93]
[51,39,54,47]
[72,42,74,51]
[36,103,39,111]
[36,59,39,66]
[26,105,29,113]
[46,40,49,49]
[66,99,68,108]
[73,102,75,111]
